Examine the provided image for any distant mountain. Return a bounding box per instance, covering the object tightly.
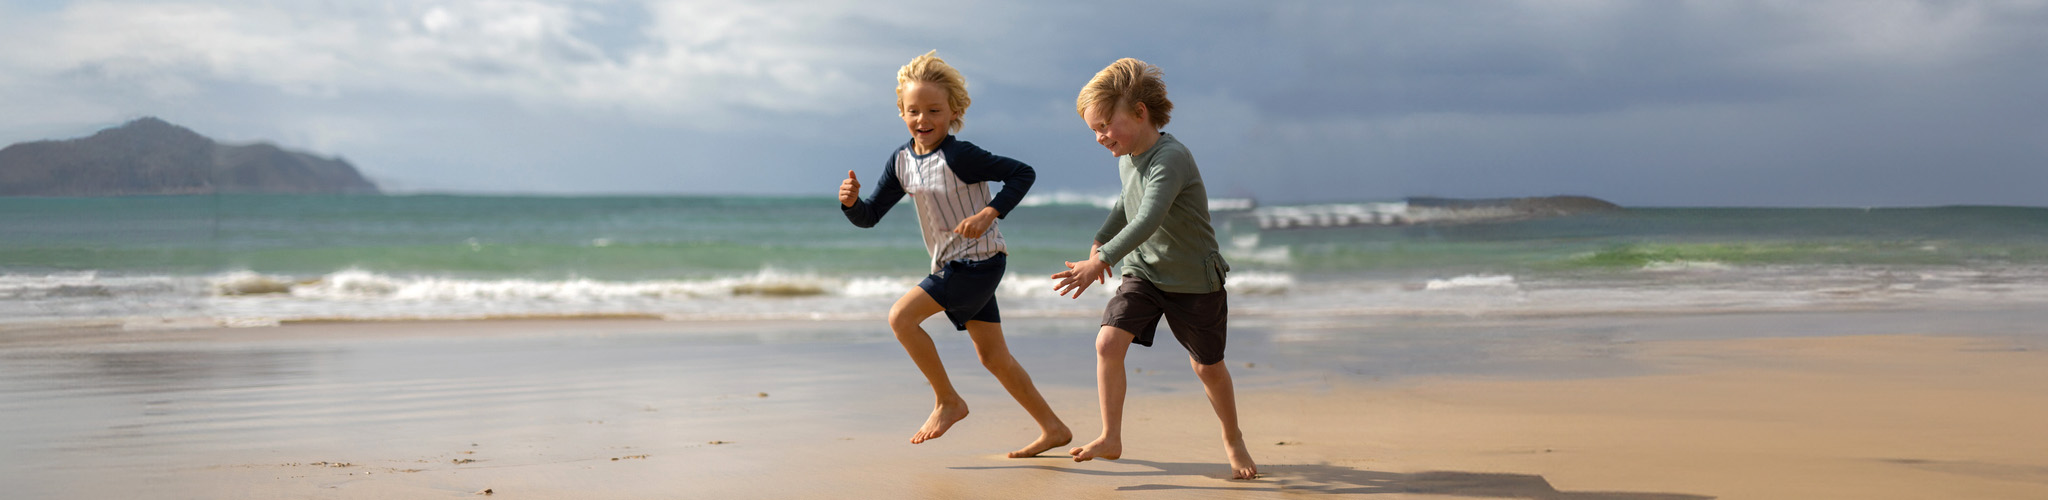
[0,117,379,196]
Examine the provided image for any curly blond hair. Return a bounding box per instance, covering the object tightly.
[1076,58,1171,128]
[896,50,971,133]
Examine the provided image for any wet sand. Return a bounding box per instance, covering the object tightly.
[3,309,2047,499]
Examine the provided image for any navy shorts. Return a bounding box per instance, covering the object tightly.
[917,253,1005,331]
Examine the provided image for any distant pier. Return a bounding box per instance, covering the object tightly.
[1247,196,1619,230]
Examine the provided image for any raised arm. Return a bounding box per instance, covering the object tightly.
[841,154,905,228]
[946,141,1036,219]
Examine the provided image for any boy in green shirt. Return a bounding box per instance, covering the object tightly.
[1051,58,1256,480]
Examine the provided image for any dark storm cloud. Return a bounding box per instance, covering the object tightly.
[3,0,2045,206]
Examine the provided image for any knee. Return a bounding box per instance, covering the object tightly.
[1192,359,1228,379]
[1095,336,1132,360]
[1093,336,1121,358]
[976,348,1011,372]
[887,307,920,333]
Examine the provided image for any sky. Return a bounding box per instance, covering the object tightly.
[2,0,2045,207]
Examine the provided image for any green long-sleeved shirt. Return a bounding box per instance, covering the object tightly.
[1093,133,1229,293]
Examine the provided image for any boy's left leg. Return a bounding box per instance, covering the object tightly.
[964,321,1072,457]
[889,287,967,444]
[1191,357,1258,479]
[1164,283,1256,479]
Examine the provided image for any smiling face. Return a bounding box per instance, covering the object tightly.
[899,81,957,153]
[1082,100,1158,158]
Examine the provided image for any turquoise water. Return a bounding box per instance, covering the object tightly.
[1257,206,2048,275]
[8,196,2046,277]
[4,195,2046,325]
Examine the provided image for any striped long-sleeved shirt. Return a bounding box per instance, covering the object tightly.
[842,136,1036,274]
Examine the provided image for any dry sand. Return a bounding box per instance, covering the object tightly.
[2,311,2045,499]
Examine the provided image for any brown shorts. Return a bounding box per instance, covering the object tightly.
[1102,276,1228,365]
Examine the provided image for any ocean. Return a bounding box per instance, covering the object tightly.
[4,194,2046,328]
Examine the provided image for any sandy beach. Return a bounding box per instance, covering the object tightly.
[4,309,2047,499]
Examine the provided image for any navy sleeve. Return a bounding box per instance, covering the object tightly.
[943,140,1036,219]
[841,151,905,228]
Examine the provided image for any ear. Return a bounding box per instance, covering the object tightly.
[1131,102,1150,123]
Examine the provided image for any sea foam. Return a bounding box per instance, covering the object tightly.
[1423,274,1519,291]
[225,268,930,302]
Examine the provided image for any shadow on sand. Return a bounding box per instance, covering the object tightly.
[952,459,1714,499]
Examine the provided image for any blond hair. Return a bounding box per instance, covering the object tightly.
[1076,58,1172,128]
[896,50,971,133]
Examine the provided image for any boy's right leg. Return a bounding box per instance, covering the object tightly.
[1070,325,1135,462]
[888,287,966,444]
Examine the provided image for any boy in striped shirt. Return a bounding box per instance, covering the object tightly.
[839,51,1071,458]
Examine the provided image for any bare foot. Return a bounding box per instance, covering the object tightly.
[1224,435,1258,480]
[1006,424,1072,458]
[910,400,968,444]
[1067,436,1122,462]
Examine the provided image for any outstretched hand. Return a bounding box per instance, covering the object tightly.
[838,170,861,208]
[1051,258,1112,299]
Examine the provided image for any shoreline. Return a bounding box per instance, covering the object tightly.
[3,308,2045,498]
[8,304,2047,355]
[9,298,2045,337]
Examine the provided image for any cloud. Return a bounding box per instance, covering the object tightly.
[2,0,2045,205]
[3,0,938,126]
[1239,1,2042,119]
[1170,0,2048,205]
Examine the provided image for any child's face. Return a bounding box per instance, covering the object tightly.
[899,81,955,151]
[1082,101,1152,158]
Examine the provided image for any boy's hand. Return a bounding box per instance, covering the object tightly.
[1051,258,1112,299]
[838,170,860,208]
[953,207,998,239]
[1083,242,1109,284]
